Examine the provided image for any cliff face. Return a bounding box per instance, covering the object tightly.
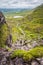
[0,12,12,48]
[0,12,6,24]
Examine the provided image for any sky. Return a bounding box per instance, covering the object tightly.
[0,0,43,8]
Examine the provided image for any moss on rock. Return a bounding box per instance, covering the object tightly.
[11,46,43,61]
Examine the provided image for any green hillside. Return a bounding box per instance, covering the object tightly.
[21,4,43,40]
[0,4,43,65]
[1,5,43,42]
[10,4,43,60]
[4,4,43,43]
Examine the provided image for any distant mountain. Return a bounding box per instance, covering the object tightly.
[0,8,31,13]
[26,4,43,21]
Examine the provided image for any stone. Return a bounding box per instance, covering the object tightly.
[32,41,39,48]
[40,58,43,65]
[21,45,29,50]
[0,12,6,24]
[5,34,12,48]
[31,61,39,65]
[13,57,24,65]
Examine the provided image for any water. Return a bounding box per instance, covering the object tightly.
[14,16,23,18]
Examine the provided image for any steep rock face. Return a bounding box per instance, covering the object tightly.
[0,12,6,24]
[0,12,12,48]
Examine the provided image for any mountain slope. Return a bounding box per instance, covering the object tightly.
[20,4,43,40]
[5,4,43,42]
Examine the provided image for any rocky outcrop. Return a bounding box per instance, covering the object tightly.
[12,38,43,51]
[0,12,6,24]
[0,12,12,48]
[0,50,43,65]
[5,34,12,47]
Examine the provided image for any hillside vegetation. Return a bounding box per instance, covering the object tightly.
[0,4,43,65]
[5,4,43,42]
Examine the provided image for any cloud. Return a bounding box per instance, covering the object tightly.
[0,0,43,8]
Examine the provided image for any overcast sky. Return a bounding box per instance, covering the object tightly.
[0,0,43,8]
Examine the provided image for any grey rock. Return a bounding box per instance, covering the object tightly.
[5,34,12,48]
[40,58,43,65]
[0,12,6,24]
[31,61,39,65]
[32,41,39,48]
[14,57,24,65]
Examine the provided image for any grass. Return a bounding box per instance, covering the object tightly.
[11,46,43,61]
[5,16,42,42]
[0,23,9,47]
